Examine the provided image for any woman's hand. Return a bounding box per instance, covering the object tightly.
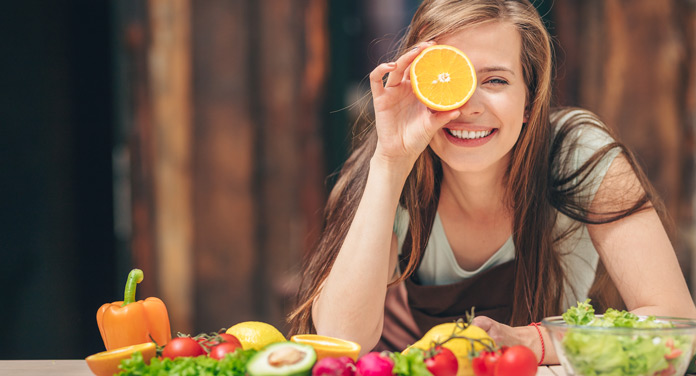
[472,316,555,365]
[369,42,461,169]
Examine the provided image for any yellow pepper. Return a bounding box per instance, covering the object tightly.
[96,269,172,350]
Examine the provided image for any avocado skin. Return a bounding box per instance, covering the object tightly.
[247,342,317,376]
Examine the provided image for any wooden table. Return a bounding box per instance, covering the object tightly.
[0,360,568,375]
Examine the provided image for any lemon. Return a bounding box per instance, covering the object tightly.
[227,321,286,350]
[404,322,495,376]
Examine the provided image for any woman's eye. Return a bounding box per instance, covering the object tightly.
[484,78,509,85]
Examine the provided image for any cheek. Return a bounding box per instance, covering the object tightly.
[497,94,527,130]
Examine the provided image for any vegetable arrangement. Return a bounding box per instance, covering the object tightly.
[558,300,693,376]
[88,270,540,376]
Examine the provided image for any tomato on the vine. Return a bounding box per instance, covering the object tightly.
[424,346,458,376]
[161,337,206,359]
[204,333,242,349]
[472,345,536,376]
[471,350,500,376]
[494,345,537,376]
[209,342,242,360]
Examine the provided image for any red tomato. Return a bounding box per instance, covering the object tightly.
[472,350,500,376]
[161,337,206,359]
[494,345,537,376]
[205,333,242,349]
[209,342,242,360]
[425,347,458,376]
[217,333,242,347]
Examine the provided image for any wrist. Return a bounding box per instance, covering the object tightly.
[528,322,545,365]
[369,155,414,184]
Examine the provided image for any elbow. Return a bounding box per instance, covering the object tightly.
[313,315,384,357]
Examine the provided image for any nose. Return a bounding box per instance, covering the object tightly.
[457,88,484,116]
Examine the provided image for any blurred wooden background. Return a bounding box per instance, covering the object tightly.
[1,0,695,359]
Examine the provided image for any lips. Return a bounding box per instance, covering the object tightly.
[447,128,494,140]
[443,127,497,146]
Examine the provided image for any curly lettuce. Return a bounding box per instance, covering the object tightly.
[560,300,690,376]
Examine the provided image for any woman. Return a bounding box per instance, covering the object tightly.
[288,0,696,364]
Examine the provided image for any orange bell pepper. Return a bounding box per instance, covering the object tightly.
[96,269,172,350]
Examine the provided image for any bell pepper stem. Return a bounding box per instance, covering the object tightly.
[122,269,144,306]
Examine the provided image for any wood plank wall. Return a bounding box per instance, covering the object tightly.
[115,0,696,336]
[554,0,696,291]
[116,0,327,335]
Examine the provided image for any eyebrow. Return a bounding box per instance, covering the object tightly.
[477,66,516,75]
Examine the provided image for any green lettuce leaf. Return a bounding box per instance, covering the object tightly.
[560,300,687,376]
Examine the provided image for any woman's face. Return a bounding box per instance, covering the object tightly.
[428,21,527,174]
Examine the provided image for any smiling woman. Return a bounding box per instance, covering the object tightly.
[288,0,696,367]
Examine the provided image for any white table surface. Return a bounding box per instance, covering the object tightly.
[0,359,568,375]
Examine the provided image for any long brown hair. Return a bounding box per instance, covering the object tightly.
[288,0,663,335]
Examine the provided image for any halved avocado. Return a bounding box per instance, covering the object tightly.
[247,341,317,376]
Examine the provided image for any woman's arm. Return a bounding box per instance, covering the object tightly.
[587,155,696,318]
[312,41,461,353]
[312,158,406,354]
[473,154,696,365]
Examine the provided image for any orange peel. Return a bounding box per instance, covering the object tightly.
[85,342,156,376]
[290,334,361,361]
[410,44,477,111]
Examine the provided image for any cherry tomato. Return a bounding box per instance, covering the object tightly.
[424,346,458,376]
[209,342,242,360]
[472,350,500,376]
[161,337,206,359]
[206,333,242,348]
[494,345,537,376]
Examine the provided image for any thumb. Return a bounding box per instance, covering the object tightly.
[426,109,461,135]
[472,315,495,332]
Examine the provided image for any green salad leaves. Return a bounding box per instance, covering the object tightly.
[560,300,689,376]
[390,349,431,376]
[116,348,257,376]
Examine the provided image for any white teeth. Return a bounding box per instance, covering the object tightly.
[450,129,492,139]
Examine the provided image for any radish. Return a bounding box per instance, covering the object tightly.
[355,352,394,376]
[313,356,356,376]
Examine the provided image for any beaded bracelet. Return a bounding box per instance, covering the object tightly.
[528,322,545,365]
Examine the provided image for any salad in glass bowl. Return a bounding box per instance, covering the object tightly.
[542,300,696,376]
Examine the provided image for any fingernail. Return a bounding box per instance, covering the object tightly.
[387,62,396,67]
[411,45,420,52]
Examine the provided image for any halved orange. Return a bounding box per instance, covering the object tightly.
[410,44,476,111]
[85,342,156,376]
[290,334,361,361]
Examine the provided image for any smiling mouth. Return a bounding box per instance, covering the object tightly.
[446,128,495,140]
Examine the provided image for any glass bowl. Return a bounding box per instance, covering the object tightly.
[542,315,696,376]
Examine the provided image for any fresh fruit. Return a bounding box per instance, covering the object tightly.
[355,352,394,376]
[404,321,495,376]
[493,345,537,376]
[410,44,477,111]
[312,356,356,376]
[424,346,459,376]
[161,337,206,359]
[210,342,243,360]
[247,341,317,376]
[85,342,156,376]
[471,349,500,376]
[199,332,243,350]
[291,334,361,361]
[227,321,286,351]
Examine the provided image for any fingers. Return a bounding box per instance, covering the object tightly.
[425,109,461,136]
[384,41,435,88]
[472,315,495,331]
[369,62,397,97]
[371,41,436,97]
